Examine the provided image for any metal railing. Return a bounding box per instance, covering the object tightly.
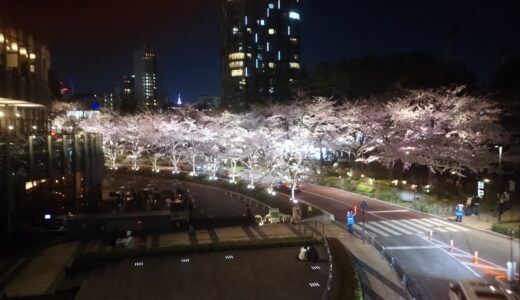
[359,229,418,300]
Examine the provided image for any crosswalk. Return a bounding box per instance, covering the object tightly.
[358,218,469,237]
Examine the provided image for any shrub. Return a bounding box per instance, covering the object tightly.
[328,238,362,300]
[355,183,374,194]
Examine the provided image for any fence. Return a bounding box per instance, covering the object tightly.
[360,229,419,299]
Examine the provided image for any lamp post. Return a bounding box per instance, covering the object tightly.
[495,145,503,193]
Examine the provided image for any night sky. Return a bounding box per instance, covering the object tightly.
[3,0,519,102]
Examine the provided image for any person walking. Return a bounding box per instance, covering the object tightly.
[347,209,356,233]
[243,204,253,226]
[455,203,464,222]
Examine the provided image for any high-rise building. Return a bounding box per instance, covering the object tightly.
[222,0,302,110]
[0,18,52,106]
[133,43,160,108]
[120,74,136,113]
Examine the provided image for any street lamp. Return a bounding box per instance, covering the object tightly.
[495,145,503,192]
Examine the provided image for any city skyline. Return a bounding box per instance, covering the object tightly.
[1,0,519,102]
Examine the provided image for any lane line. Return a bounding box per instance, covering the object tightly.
[385,245,440,250]
[370,209,409,213]
[368,221,402,236]
[416,234,481,278]
[301,190,388,220]
[379,220,414,235]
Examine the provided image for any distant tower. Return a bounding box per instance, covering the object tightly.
[133,43,160,108]
[177,93,182,106]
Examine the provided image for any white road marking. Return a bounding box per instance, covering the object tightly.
[388,220,424,234]
[301,190,387,220]
[368,221,402,236]
[379,220,414,235]
[416,234,481,278]
[428,218,470,231]
[385,245,440,250]
[419,218,457,232]
[370,209,409,213]
[408,219,449,233]
[359,222,390,236]
[399,219,434,233]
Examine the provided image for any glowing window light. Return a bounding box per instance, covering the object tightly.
[229,52,245,60]
[288,26,291,35]
[268,62,275,68]
[231,69,244,77]
[19,47,27,56]
[266,42,270,51]
[229,61,244,68]
[289,62,300,69]
[11,42,18,51]
[0,33,4,43]
[289,12,300,20]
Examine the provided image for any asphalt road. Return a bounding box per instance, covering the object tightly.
[291,183,518,300]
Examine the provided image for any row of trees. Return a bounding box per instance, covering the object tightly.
[52,87,513,200]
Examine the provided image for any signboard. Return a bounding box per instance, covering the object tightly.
[477,181,485,198]
[360,200,367,209]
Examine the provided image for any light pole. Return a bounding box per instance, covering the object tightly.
[495,145,503,193]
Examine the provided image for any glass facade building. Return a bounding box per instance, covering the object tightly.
[0,18,52,107]
[222,0,302,110]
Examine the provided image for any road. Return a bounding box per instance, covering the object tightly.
[291,183,517,300]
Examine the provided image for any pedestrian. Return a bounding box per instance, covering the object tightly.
[455,203,464,222]
[243,204,253,226]
[347,209,356,233]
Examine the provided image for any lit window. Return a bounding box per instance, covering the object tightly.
[30,65,35,73]
[255,33,258,43]
[268,62,275,68]
[259,19,265,26]
[245,16,248,25]
[231,69,244,77]
[278,51,281,60]
[11,42,18,51]
[288,26,291,35]
[229,52,245,60]
[268,28,276,35]
[269,3,274,8]
[278,0,281,9]
[266,42,270,52]
[289,37,298,44]
[290,62,300,69]
[289,12,300,20]
[19,47,27,56]
[229,61,244,68]
[29,53,36,60]
[0,33,4,43]
[232,27,239,34]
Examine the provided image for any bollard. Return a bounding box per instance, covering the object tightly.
[391,257,395,268]
[429,230,433,240]
[371,236,375,247]
[474,251,478,264]
[381,246,386,260]
[507,261,516,282]
[449,240,454,252]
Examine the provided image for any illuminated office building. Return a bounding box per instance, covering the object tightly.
[222,0,302,110]
[133,43,160,108]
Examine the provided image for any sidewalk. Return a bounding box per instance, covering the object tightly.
[0,222,403,299]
